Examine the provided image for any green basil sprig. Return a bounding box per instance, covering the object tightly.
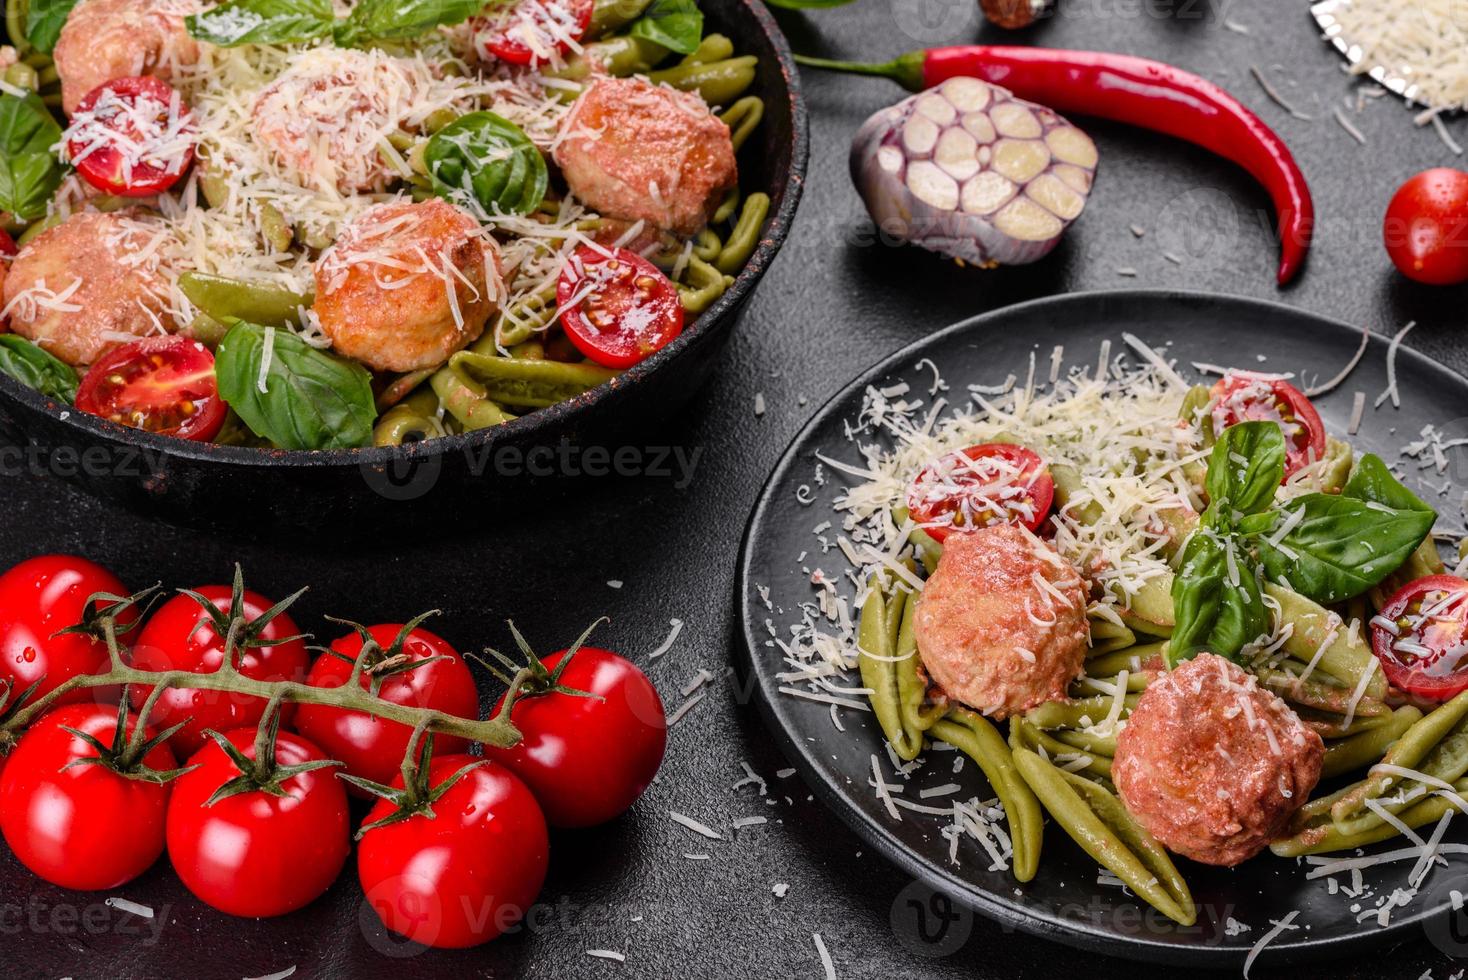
[24,0,82,54]
[0,335,78,403]
[1171,420,1438,663]
[187,0,486,48]
[1169,527,1268,667]
[424,112,548,217]
[215,321,377,451]
[186,0,335,47]
[629,0,704,55]
[0,92,64,222]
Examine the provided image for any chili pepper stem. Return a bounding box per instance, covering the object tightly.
[792,53,925,92]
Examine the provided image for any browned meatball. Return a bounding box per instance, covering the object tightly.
[2,211,173,366]
[1113,653,1323,867]
[913,524,1089,719]
[54,0,203,115]
[313,200,501,373]
[553,76,738,237]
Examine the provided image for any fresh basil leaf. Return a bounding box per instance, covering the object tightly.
[629,0,703,55]
[334,0,487,46]
[1204,420,1284,522]
[1255,492,1436,605]
[0,92,63,222]
[186,0,336,46]
[24,0,82,54]
[215,321,376,451]
[1343,453,1434,514]
[424,112,548,218]
[0,335,78,403]
[1168,530,1268,666]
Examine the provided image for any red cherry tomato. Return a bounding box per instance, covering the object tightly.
[0,704,176,889]
[1208,373,1327,479]
[76,336,226,441]
[1384,168,1468,286]
[127,586,309,759]
[483,646,666,828]
[1370,575,1468,702]
[358,755,548,949]
[906,443,1055,543]
[474,0,595,65]
[556,245,684,369]
[295,624,480,794]
[0,555,135,706]
[0,228,16,259]
[64,76,196,197]
[166,728,350,917]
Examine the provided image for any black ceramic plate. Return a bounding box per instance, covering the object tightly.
[735,290,1468,968]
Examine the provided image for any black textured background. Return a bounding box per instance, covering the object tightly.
[5,0,1468,977]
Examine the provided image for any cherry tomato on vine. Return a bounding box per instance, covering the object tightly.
[166,727,350,917]
[483,646,666,828]
[127,584,309,758]
[473,0,594,65]
[295,623,480,793]
[0,555,135,706]
[1384,168,1468,286]
[1209,373,1326,479]
[0,703,177,889]
[1370,575,1468,703]
[76,336,227,441]
[358,755,548,949]
[65,76,196,197]
[905,443,1054,542]
[556,245,684,368]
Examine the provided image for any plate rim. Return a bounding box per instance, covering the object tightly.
[733,287,1467,967]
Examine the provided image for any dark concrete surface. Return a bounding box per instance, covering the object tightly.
[4,0,1467,977]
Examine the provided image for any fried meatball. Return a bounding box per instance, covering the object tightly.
[251,48,418,194]
[1113,653,1323,867]
[53,0,203,115]
[2,211,173,366]
[913,524,1089,719]
[313,200,501,373]
[553,76,738,237]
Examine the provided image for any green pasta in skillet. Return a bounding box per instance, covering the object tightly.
[0,0,769,450]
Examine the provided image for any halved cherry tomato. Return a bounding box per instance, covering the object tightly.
[76,336,226,441]
[474,0,595,65]
[127,585,310,759]
[0,704,176,890]
[294,624,480,794]
[556,244,684,369]
[1208,373,1326,478]
[0,554,135,706]
[1370,575,1468,702]
[906,443,1054,542]
[64,76,196,197]
[1383,168,1468,286]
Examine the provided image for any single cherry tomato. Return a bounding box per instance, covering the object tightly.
[0,703,177,889]
[556,244,684,369]
[127,585,309,759]
[0,555,135,706]
[358,755,548,949]
[1370,575,1468,702]
[64,76,196,197]
[75,336,226,441]
[1208,373,1327,479]
[474,0,595,65]
[483,646,665,828]
[295,623,480,794]
[906,443,1055,542]
[1383,168,1468,286]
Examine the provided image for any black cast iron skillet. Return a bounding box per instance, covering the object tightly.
[736,290,1468,968]
[0,0,808,533]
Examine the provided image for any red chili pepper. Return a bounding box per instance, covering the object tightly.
[797,46,1314,286]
